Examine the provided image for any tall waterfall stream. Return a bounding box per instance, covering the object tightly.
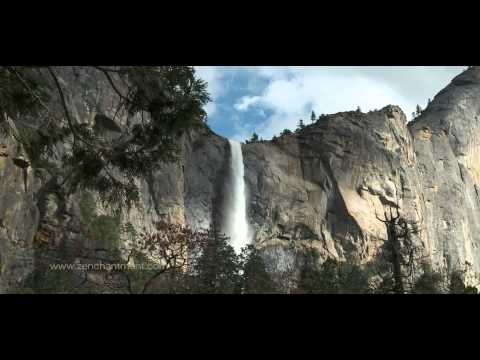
[224,140,251,254]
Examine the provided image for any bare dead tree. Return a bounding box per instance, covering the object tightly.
[374,191,424,294]
[23,221,213,294]
[122,221,209,294]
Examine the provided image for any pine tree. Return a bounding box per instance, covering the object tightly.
[296,249,326,294]
[239,245,277,294]
[416,104,423,116]
[296,249,370,294]
[311,110,316,123]
[189,232,241,294]
[296,119,305,132]
[247,132,259,143]
[0,66,210,212]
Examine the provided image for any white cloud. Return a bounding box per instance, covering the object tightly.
[234,96,262,111]
[233,66,465,139]
[204,102,217,118]
[194,66,228,116]
[196,66,466,140]
[237,68,415,139]
[194,66,223,98]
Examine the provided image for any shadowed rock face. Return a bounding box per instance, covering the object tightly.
[2,66,480,291]
[142,127,230,231]
[0,137,39,292]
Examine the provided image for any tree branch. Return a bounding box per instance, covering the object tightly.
[93,66,136,107]
[46,66,96,149]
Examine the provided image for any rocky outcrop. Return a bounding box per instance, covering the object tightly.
[133,127,229,232]
[243,105,424,272]
[410,67,480,276]
[243,67,480,281]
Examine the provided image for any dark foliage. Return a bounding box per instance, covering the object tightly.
[246,132,259,144]
[280,129,293,136]
[239,245,278,294]
[412,264,444,294]
[0,66,210,212]
[295,248,370,294]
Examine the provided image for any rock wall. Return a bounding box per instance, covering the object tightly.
[243,67,480,280]
[0,67,230,291]
[243,105,425,271]
[0,136,38,292]
[410,67,480,275]
[133,127,229,232]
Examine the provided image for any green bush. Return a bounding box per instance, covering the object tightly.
[23,269,79,294]
[90,215,120,250]
[79,190,120,250]
[296,249,371,294]
[79,191,96,225]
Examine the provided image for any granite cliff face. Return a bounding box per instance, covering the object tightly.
[0,67,231,291]
[242,67,480,278]
[1,66,480,291]
[243,105,420,271]
[0,136,38,291]
[410,67,480,275]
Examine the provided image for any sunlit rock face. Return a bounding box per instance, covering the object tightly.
[410,66,480,275]
[145,66,480,283]
[243,105,423,269]
[242,67,480,281]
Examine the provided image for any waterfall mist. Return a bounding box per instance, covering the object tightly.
[224,140,251,254]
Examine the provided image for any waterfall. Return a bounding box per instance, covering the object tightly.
[224,139,251,254]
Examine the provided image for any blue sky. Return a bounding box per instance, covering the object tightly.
[195,66,466,142]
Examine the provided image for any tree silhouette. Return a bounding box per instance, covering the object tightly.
[416,104,423,116]
[375,203,423,294]
[295,248,370,294]
[238,245,277,294]
[296,119,305,132]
